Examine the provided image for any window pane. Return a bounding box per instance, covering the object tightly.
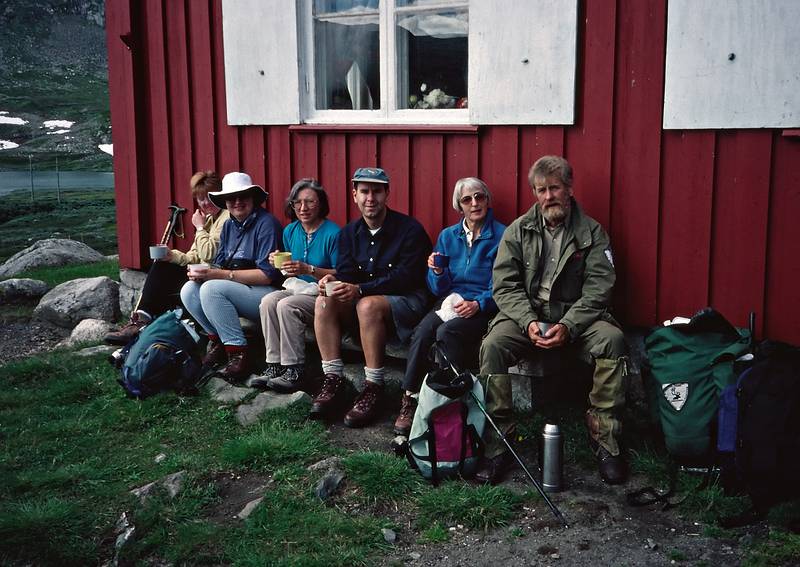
[313,1,380,110]
[396,8,468,109]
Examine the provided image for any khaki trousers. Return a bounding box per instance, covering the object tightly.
[259,291,316,366]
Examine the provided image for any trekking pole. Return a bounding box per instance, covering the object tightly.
[160,204,187,246]
[436,348,569,528]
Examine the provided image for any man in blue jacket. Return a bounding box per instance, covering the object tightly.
[312,168,432,426]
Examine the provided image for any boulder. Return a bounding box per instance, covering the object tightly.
[75,344,117,358]
[206,377,253,404]
[58,318,114,348]
[0,238,105,279]
[236,391,311,427]
[314,468,345,501]
[0,278,48,301]
[118,269,147,316]
[33,276,120,328]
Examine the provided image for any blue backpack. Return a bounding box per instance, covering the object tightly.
[115,309,202,399]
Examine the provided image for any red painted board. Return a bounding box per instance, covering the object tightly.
[518,127,565,218]
[479,126,519,226]
[211,0,240,174]
[142,0,174,252]
[106,0,142,269]
[165,0,195,251]
[709,131,772,331]
[346,133,378,221]
[266,126,292,219]
[240,126,266,210]
[657,131,715,321]
[609,0,666,326]
[318,133,349,227]
[565,0,615,229]
[410,135,444,242]
[764,135,800,344]
[444,134,479,227]
[186,0,216,172]
[378,134,410,217]
[291,132,319,184]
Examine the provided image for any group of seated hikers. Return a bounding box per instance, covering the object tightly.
[105,155,629,486]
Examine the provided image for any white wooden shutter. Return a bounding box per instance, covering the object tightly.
[222,0,301,125]
[468,0,577,125]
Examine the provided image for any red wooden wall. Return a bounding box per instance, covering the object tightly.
[106,0,800,344]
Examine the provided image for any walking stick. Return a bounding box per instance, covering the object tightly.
[437,348,569,528]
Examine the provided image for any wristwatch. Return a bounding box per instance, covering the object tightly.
[228,270,234,280]
[309,265,316,275]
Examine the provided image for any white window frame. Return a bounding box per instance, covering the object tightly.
[297,0,470,125]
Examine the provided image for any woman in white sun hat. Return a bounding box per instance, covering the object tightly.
[179,171,283,382]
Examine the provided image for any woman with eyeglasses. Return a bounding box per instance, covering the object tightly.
[249,178,340,392]
[180,172,283,382]
[392,177,506,437]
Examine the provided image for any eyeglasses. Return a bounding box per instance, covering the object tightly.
[292,199,319,210]
[459,192,488,205]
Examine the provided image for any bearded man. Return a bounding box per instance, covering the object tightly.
[477,155,629,486]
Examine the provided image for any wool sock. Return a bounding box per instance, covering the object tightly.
[364,366,385,385]
[322,358,344,377]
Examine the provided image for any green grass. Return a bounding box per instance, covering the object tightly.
[343,451,423,503]
[13,258,120,286]
[416,481,523,531]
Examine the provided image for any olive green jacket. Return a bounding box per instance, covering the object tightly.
[490,199,617,340]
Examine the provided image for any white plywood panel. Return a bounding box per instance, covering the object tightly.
[222,0,301,125]
[664,0,800,129]
[468,0,577,125]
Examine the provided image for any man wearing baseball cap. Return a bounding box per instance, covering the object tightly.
[312,167,432,427]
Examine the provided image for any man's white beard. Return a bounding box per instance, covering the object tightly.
[543,204,569,225]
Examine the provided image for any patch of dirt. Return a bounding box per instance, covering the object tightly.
[0,318,69,365]
[206,471,274,524]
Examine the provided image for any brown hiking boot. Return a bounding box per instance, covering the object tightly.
[344,381,384,428]
[202,339,226,367]
[309,374,346,419]
[393,393,418,436]
[218,347,249,383]
[104,312,150,346]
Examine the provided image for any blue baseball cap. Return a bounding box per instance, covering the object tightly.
[352,167,389,184]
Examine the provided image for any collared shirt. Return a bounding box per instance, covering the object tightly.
[462,219,475,247]
[282,219,340,282]
[336,208,432,296]
[536,218,567,304]
[214,207,283,282]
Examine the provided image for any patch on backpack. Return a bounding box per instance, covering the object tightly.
[662,383,689,411]
[604,248,614,267]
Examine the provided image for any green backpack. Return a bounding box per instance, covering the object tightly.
[644,308,751,460]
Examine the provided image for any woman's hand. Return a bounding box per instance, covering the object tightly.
[453,300,479,319]
[282,260,311,278]
[268,249,279,267]
[428,252,443,275]
[192,209,206,230]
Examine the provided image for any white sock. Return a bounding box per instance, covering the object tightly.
[364,366,385,385]
[321,358,344,377]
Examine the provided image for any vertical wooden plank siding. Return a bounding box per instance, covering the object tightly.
[106,0,143,268]
[657,131,715,321]
[564,0,615,229]
[764,135,800,340]
[111,0,800,344]
[609,0,666,326]
[710,131,772,331]
[164,0,194,251]
[186,0,216,172]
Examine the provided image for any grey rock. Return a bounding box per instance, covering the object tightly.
[0,238,105,279]
[307,456,343,472]
[57,318,114,348]
[154,453,167,464]
[408,552,422,561]
[236,497,264,519]
[0,278,48,301]
[75,344,117,357]
[118,269,147,316]
[646,538,658,550]
[130,481,157,503]
[34,276,119,328]
[236,391,311,427]
[162,470,186,498]
[314,468,345,501]
[382,528,397,543]
[206,377,253,404]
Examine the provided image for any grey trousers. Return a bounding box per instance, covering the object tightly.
[259,290,316,366]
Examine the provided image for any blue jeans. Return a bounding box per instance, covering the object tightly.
[180,279,277,346]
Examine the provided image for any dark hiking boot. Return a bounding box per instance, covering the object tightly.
[268,364,305,394]
[201,337,226,367]
[309,373,346,419]
[218,346,249,383]
[393,393,418,436]
[344,381,384,428]
[590,439,627,485]
[104,312,151,345]
[474,451,514,485]
[247,363,283,389]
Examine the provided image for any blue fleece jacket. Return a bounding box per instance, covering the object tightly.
[427,209,506,314]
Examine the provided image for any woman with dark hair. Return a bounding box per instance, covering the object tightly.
[105,170,228,345]
[179,172,283,382]
[249,178,340,392]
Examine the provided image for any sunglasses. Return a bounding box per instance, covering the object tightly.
[291,199,319,210]
[459,192,488,205]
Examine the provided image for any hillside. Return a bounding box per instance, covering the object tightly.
[0,0,111,171]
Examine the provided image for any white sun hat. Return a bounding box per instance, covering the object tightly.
[208,172,267,209]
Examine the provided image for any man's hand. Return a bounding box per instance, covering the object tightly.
[527,321,569,349]
[332,281,360,303]
[453,300,479,318]
[318,274,335,294]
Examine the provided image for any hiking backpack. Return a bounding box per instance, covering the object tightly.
[643,308,752,461]
[717,342,800,511]
[406,367,486,484]
[114,309,203,399]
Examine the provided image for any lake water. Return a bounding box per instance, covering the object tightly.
[0,171,114,197]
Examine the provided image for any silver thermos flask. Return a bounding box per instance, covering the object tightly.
[541,423,564,492]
